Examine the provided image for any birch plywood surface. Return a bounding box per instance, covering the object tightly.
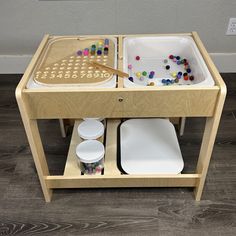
[33,37,116,85]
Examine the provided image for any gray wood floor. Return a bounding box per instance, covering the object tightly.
[0,74,235,235]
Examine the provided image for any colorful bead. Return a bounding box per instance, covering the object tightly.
[128,64,132,70]
[189,75,194,81]
[173,58,177,62]
[77,50,83,56]
[178,71,182,76]
[162,79,166,84]
[148,82,155,86]
[128,76,134,82]
[142,71,147,76]
[164,59,168,63]
[176,56,180,60]
[186,68,191,73]
[184,75,189,81]
[183,72,188,77]
[166,79,171,85]
[177,74,182,79]
[136,56,140,61]
[83,49,89,56]
[177,60,181,65]
[174,78,179,83]
[136,72,141,78]
[165,65,170,70]
[104,47,109,55]
[104,39,109,45]
[149,74,154,79]
[97,50,102,55]
[98,41,103,46]
[171,72,177,78]
[169,55,174,59]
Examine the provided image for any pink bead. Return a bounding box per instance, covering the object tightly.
[128,64,132,69]
[173,58,177,62]
[83,50,89,56]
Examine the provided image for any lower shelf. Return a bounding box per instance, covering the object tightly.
[55,118,201,189]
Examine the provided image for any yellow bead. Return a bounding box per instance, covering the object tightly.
[171,72,177,78]
[98,41,103,46]
[136,72,141,78]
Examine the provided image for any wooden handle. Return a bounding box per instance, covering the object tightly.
[87,61,129,78]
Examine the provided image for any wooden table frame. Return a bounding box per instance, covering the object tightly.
[16,32,226,202]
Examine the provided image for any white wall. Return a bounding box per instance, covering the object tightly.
[0,0,236,72]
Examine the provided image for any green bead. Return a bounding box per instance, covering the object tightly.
[142,71,147,76]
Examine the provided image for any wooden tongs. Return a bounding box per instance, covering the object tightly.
[87,61,129,78]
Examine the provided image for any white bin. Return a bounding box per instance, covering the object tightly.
[123,36,215,87]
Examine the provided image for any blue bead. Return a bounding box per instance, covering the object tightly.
[176,56,180,60]
[178,71,182,76]
[162,79,166,83]
[186,68,191,73]
[177,61,181,65]
[149,74,154,79]
[104,39,109,45]
[97,50,102,55]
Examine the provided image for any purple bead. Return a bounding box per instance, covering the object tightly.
[150,71,155,75]
[177,60,181,65]
[77,50,82,56]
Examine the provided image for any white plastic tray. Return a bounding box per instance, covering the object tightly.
[123,36,215,88]
[118,119,184,174]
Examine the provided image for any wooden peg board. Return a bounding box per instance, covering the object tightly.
[33,37,116,86]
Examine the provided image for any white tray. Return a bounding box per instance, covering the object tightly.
[123,36,215,87]
[118,119,184,174]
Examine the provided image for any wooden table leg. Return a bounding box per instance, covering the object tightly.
[16,96,52,202]
[27,119,52,202]
[195,90,226,201]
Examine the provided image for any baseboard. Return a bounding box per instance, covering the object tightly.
[0,53,235,74]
